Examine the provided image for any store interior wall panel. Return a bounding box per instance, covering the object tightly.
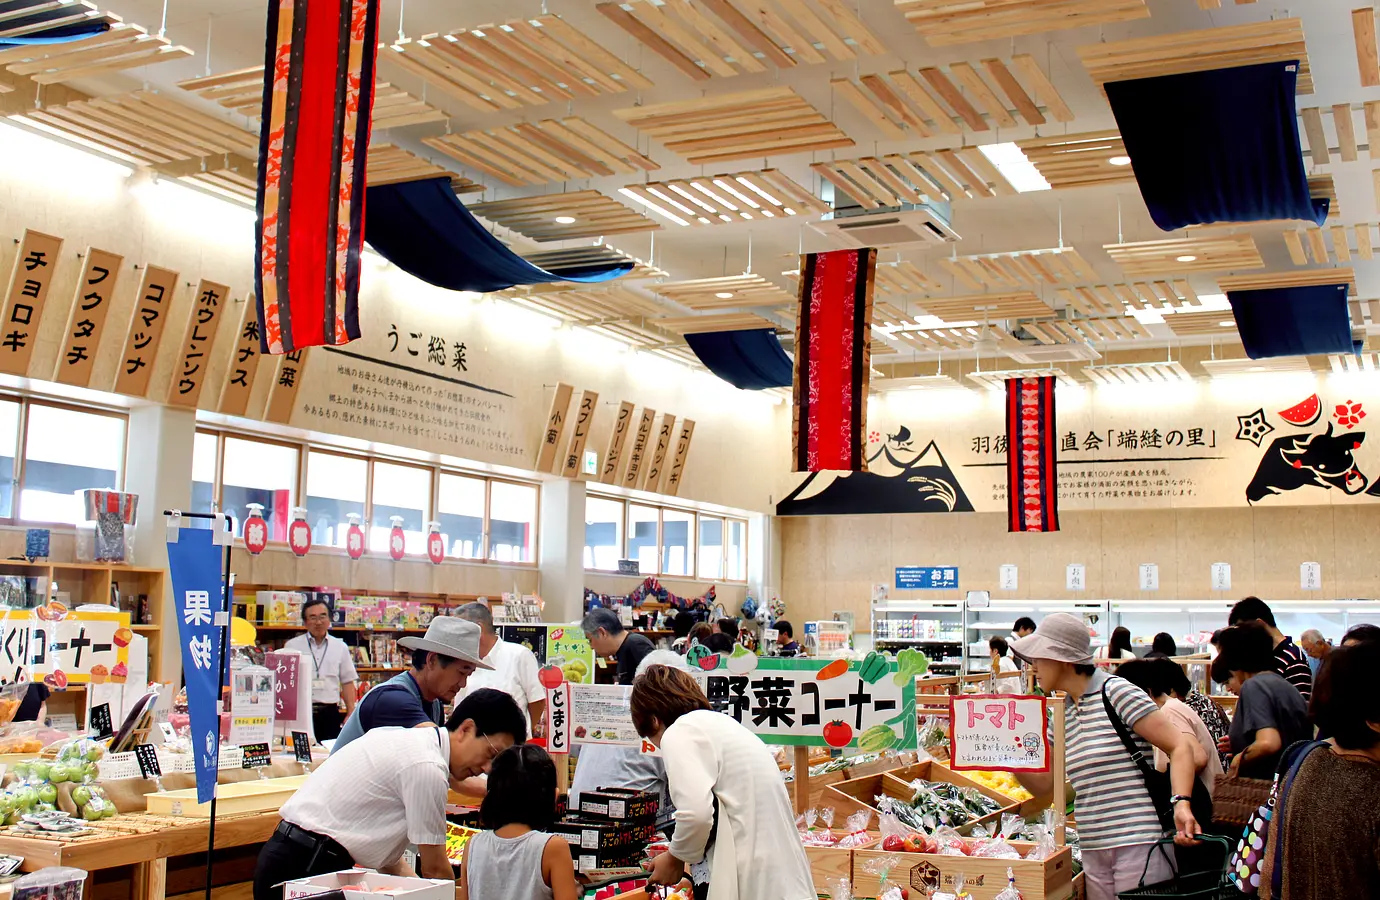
[1173,507,1255,599]
[1249,505,1337,599]
[1098,508,1178,596]
[1013,511,1104,598]
[1320,504,1380,595]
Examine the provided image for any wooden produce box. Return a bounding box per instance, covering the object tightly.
[801,833,878,893]
[826,761,1018,834]
[146,774,307,817]
[853,842,1074,900]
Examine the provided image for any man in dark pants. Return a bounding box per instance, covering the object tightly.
[283,598,357,741]
[252,689,526,900]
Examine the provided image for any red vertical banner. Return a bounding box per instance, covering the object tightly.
[1006,376,1059,533]
[792,248,876,472]
[255,0,380,354]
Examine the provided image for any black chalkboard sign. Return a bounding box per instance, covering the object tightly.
[292,731,312,764]
[240,742,271,769]
[89,703,113,740]
[134,743,161,779]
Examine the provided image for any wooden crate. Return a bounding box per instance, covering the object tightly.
[853,842,1074,900]
[826,761,1018,834]
[146,775,308,818]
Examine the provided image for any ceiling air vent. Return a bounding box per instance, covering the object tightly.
[810,207,960,248]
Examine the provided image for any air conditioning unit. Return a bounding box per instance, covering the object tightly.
[1004,343,1102,365]
[810,204,960,248]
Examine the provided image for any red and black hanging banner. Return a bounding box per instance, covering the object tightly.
[792,247,876,472]
[255,0,380,355]
[1006,376,1059,533]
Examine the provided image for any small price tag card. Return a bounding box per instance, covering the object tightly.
[292,731,312,764]
[134,743,162,779]
[240,742,271,769]
[89,703,114,740]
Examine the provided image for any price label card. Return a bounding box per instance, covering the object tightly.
[158,722,177,743]
[240,742,271,769]
[1211,562,1232,592]
[1066,564,1086,591]
[998,564,1018,591]
[1300,561,1322,591]
[134,744,162,779]
[1138,563,1159,591]
[89,703,114,740]
[948,694,1050,773]
[292,731,312,764]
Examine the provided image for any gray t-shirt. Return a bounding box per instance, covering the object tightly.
[1229,671,1311,779]
[569,744,674,828]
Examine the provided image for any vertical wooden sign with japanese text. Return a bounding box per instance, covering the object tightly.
[561,390,599,479]
[601,401,635,484]
[664,419,695,496]
[168,279,231,408]
[219,300,263,417]
[264,348,309,423]
[623,408,655,489]
[641,413,677,492]
[535,382,573,473]
[55,248,122,387]
[0,229,64,376]
[114,266,180,398]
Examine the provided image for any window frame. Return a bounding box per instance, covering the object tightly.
[587,493,748,583]
[303,447,371,550]
[436,470,491,561]
[367,457,435,556]
[11,396,128,528]
[485,476,539,564]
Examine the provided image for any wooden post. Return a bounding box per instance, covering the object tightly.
[1051,694,1066,846]
[557,752,570,794]
[793,745,811,814]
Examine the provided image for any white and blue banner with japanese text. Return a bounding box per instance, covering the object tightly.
[167,528,225,804]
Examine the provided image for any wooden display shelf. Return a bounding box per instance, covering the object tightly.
[235,583,486,605]
[251,624,427,634]
[356,666,406,673]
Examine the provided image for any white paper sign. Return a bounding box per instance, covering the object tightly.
[1138,564,1159,591]
[569,683,638,746]
[545,683,571,754]
[998,564,1018,591]
[1211,562,1232,591]
[966,591,990,609]
[1066,564,1086,591]
[947,694,1051,773]
[229,664,275,746]
[1300,561,1322,591]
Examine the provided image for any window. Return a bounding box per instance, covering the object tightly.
[191,431,218,515]
[306,451,367,548]
[221,437,297,540]
[489,481,536,562]
[21,404,125,525]
[628,504,659,574]
[437,473,486,559]
[0,399,20,518]
[698,516,724,580]
[370,461,430,554]
[661,508,694,576]
[726,518,747,581]
[584,496,624,570]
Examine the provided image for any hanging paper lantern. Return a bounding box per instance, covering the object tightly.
[243,503,268,556]
[426,522,444,565]
[345,513,365,561]
[388,516,406,561]
[287,507,311,558]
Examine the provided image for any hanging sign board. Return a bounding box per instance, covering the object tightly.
[895,566,958,590]
[1138,563,1159,591]
[0,609,131,685]
[1066,564,1086,591]
[947,694,1050,773]
[1211,562,1232,591]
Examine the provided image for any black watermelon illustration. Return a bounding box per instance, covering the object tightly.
[777,438,975,515]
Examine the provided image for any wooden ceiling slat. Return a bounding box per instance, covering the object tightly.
[654,312,780,334]
[467,191,659,242]
[1332,225,1353,263]
[1359,225,1375,260]
[832,77,909,139]
[858,158,924,205]
[1283,230,1308,266]
[1306,228,1329,264]
[1301,107,1329,165]
[1103,235,1264,276]
[895,0,1149,46]
[1218,268,1357,292]
[948,61,1017,128]
[919,67,987,131]
[1355,7,1380,88]
[888,69,961,135]
[983,57,1043,125]
[1334,103,1359,161]
[859,73,930,136]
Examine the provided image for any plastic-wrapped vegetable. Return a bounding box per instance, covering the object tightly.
[972,815,1023,859]
[993,868,1024,900]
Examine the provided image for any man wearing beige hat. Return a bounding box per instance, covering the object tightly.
[331,616,491,754]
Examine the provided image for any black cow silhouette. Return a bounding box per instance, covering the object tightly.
[1245,422,1369,502]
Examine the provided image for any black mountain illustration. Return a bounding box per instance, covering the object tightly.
[776,439,975,516]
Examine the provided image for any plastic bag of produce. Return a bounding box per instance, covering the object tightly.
[932,825,971,856]
[993,867,1024,900]
[860,855,906,900]
[972,814,1023,859]
[835,810,875,849]
[825,877,852,900]
[53,739,103,783]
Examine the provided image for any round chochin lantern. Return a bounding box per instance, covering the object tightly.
[426,521,444,565]
[388,515,406,561]
[242,503,268,556]
[345,512,365,560]
[287,507,312,558]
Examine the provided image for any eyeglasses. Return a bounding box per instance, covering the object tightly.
[481,733,502,759]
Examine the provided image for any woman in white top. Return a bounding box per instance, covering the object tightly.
[633,665,815,900]
[990,636,1023,693]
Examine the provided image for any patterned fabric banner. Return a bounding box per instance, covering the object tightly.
[792,248,876,472]
[255,0,380,354]
[1006,376,1059,532]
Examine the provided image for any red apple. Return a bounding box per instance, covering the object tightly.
[538,665,565,689]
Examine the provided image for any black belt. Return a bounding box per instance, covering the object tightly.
[312,702,339,709]
[274,821,354,866]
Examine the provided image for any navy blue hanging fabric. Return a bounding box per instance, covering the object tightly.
[1228,283,1353,359]
[363,177,632,292]
[1105,61,1326,232]
[684,328,793,390]
[0,20,110,49]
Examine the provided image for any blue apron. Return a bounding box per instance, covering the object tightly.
[330,671,443,753]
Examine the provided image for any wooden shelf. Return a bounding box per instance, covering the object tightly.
[235,584,487,605]
[251,625,427,634]
[131,625,160,632]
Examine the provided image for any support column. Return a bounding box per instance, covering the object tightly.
[748,512,779,610]
[124,404,196,684]
[539,478,586,625]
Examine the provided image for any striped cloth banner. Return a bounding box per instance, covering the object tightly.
[1007,376,1059,532]
[792,247,876,472]
[255,0,380,354]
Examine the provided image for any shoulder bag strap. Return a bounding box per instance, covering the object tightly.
[1101,683,1171,828]
[1269,740,1328,895]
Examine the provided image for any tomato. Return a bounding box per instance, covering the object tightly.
[821,719,852,748]
[902,834,926,853]
[538,665,565,689]
[881,835,905,852]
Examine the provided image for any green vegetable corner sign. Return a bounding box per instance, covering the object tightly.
[694,651,919,751]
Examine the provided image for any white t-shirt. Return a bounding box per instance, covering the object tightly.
[280,726,450,868]
[455,639,544,718]
[284,633,359,705]
[993,656,1022,694]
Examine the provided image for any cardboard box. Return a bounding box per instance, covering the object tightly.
[280,869,454,900]
[553,817,656,851]
[572,845,646,873]
[852,843,1074,900]
[576,787,658,822]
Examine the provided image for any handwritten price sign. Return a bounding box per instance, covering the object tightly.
[947,694,1050,773]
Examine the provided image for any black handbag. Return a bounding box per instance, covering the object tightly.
[1101,684,1214,831]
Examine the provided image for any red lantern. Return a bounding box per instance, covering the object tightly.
[243,503,267,556]
[426,524,444,565]
[388,516,406,561]
[288,508,311,558]
[345,514,364,560]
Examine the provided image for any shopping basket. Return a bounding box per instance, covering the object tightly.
[1117,835,1236,900]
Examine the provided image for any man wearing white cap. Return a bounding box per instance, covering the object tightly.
[332,616,492,753]
[1008,613,1203,900]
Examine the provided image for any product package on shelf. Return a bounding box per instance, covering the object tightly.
[76,489,138,563]
[552,817,657,851]
[575,787,659,822]
[259,591,306,625]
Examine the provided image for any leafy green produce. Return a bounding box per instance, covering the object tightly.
[893,648,930,685]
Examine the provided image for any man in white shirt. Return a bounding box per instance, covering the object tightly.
[453,603,545,734]
[283,597,358,741]
[252,688,526,900]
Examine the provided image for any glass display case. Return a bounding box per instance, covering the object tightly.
[869,599,965,673]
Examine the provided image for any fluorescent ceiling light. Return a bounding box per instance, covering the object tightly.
[1218,320,1235,327]
[715,291,734,299]
[1108,155,1132,166]
[1176,255,1197,262]
[553,215,576,224]
[976,142,1051,193]
[617,187,689,227]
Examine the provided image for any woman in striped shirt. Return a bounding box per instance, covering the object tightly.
[1010,614,1203,900]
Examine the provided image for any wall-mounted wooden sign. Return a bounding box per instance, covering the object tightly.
[623,407,656,489]
[664,418,696,497]
[642,413,677,492]
[0,229,64,377]
[562,390,599,478]
[113,265,180,398]
[219,300,263,417]
[264,348,308,423]
[55,248,122,388]
[536,382,574,473]
[167,279,231,408]
[601,401,636,484]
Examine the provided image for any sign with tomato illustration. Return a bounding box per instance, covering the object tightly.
[947,694,1050,773]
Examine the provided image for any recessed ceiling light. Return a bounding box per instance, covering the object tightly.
[1108,155,1132,166]
[1219,320,1236,327]
[1176,255,1197,262]
[715,291,735,299]
[554,215,576,224]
